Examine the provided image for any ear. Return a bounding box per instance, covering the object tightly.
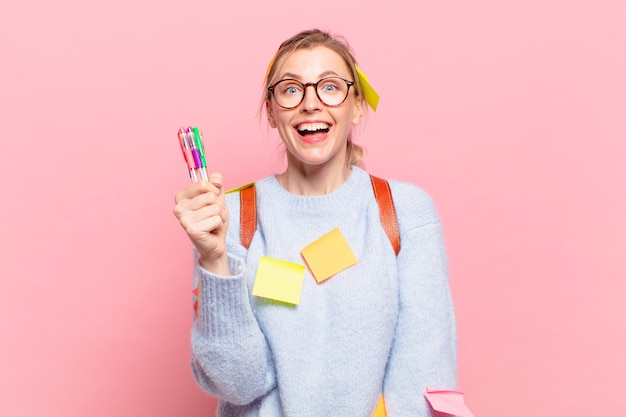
[351,98,364,126]
[266,100,277,128]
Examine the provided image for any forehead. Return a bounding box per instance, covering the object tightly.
[277,46,352,80]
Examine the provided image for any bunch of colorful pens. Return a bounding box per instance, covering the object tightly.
[177,127,208,182]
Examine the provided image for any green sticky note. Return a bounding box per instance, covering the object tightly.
[252,256,305,305]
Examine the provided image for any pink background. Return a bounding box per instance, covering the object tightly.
[1,0,625,416]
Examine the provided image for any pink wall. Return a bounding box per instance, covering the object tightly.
[1,0,625,416]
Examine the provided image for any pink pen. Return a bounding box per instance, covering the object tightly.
[178,127,199,182]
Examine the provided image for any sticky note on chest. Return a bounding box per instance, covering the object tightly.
[301,228,357,283]
[252,256,305,305]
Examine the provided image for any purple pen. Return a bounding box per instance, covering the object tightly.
[187,127,208,181]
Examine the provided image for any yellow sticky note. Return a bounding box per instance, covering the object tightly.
[225,182,255,194]
[301,228,357,283]
[372,395,387,417]
[252,256,305,305]
[355,65,380,112]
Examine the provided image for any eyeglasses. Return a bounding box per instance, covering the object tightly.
[268,76,355,109]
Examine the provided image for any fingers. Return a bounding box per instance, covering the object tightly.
[175,179,221,204]
[178,204,225,237]
[178,200,224,227]
[172,172,229,241]
[174,173,225,212]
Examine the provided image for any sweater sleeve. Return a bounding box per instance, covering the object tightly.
[189,191,277,406]
[383,182,458,416]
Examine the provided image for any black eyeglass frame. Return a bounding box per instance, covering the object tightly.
[267,76,355,109]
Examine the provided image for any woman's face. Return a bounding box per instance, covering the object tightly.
[267,46,363,171]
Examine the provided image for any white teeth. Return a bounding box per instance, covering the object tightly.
[298,122,329,132]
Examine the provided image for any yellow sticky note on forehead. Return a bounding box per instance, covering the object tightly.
[301,228,358,283]
[252,256,305,305]
[355,65,380,112]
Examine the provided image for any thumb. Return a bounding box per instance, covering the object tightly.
[209,173,223,189]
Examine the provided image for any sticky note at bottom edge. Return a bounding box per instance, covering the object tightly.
[424,388,475,417]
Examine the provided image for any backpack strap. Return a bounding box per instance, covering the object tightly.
[370,175,400,256]
[239,183,257,250]
[239,174,400,255]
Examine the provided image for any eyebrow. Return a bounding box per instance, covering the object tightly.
[279,70,341,81]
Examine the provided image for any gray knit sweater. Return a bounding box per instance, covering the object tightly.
[190,166,457,416]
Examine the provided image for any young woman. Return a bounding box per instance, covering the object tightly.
[173,29,457,416]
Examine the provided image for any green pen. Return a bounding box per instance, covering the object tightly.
[192,127,208,180]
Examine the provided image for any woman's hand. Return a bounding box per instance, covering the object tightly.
[173,173,230,275]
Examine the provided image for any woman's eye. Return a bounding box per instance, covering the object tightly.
[319,80,341,93]
[279,82,302,96]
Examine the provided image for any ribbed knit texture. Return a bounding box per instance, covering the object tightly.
[190,166,457,417]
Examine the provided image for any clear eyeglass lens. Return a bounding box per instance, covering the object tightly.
[273,77,349,108]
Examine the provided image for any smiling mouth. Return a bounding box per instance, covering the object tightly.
[297,122,330,136]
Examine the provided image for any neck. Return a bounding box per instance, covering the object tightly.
[277,162,352,196]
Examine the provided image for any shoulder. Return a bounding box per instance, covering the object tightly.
[223,175,276,246]
[224,175,276,211]
[386,179,442,230]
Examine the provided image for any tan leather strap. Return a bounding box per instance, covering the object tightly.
[239,174,400,255]
[239,183,257,249]
[370,175,400,256]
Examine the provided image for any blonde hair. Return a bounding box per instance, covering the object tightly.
[260,29,366,167]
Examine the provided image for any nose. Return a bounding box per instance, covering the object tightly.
[300,85,322,111]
